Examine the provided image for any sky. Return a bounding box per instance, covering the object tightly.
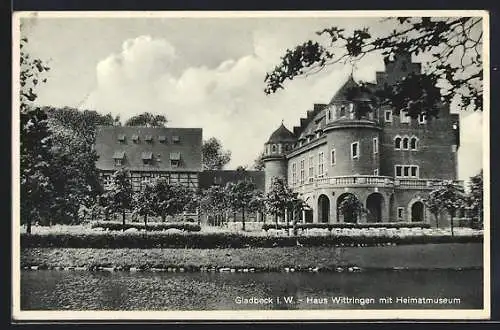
[18,13,485,182]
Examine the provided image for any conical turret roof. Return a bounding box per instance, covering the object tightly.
[267,123,296,143]
[329,75,359,103]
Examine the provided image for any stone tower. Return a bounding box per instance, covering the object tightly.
[262,123,296,194]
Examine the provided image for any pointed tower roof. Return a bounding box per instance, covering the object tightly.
[267,123,296,143]
[329,75,359,103]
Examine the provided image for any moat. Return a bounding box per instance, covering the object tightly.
[21,269,483,310]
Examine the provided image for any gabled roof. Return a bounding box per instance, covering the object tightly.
[95,126,202,172]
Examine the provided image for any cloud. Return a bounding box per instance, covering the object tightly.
[84,33,483,180]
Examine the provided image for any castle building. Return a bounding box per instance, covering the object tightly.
[94,126,202,191]
[262,53,461,225]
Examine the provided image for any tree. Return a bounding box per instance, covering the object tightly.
[199,185,230,226]
[125,112,167,127]
[285,192,308,236]
[249,190,266,223]
[45,106,115,145]
[201,137,231,170]
[468,170,483,226]
[132,183,156,230]
[152,178,191,222]
[338,194,364,223]
[20,37,52,234]
[105,169,134,230]
[225,181,256,231]
[428,181,467,236]
[253,151,265,170]
[424,192,443,228]
[265,17,483,114]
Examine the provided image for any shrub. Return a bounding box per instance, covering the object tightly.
[262,222,431,231]
[21,231,482,249]
[90,221,201,232]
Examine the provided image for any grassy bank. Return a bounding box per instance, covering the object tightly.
[21,243,483,271]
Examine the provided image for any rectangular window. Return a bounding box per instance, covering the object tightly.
[397,207,404,220]
[172,135,180,143]
[374,168,379,176]
[384,110,393,122]
[395,165,402,177]
[308,156,314,181]
[403,166,410,177]
[351,142,359,159]
[318,152,324,177]
[373,138,378,154]
[300,159,305,184]
[114,159,122,166]
[331,149,336,165]
[411,166,418,178]
[292,163,297,185]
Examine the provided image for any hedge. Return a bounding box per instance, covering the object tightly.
[262,222,432,231]
[90,221,201,232]
[20,231,483,249]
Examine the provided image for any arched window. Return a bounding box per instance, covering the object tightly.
[272,144,277,153]
[394,136,402,149]
[410,137,418,150]
[402,137,409,150]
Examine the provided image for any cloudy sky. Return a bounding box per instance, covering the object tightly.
[18,13,484,182]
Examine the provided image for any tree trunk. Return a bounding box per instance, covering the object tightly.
[434,214,439,228]
[122,210,126,231]
[26,217,32,235]
[450,214,454,237]
[242,208,246,231]
[275,214,278,229]
[286,210,290,236]
[144,214,147,231]
[161,214,166,222]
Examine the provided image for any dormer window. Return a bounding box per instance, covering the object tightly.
[172,135,180,144]
[145,135,153,142]
[142,151,153,165]
[385,110,393,123]
[117,134,126,143]
[418,114,427,124]
[112,151,125,166]
[400,111,410,124]
[170,152,181,168]
[271,144,277,153]
[158,135,166,143]
[339,106,346,118]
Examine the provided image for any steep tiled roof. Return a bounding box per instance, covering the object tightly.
[95,126,202,172]
[199,170,265,191]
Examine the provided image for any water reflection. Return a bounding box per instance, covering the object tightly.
[21,270,483,311]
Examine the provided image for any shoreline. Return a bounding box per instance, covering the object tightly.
[21,242,483,272]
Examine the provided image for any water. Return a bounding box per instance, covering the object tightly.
[21,269,483,310]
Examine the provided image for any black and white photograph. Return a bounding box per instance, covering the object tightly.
[12,11,489,320]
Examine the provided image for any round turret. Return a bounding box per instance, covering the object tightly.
[322,77,381,176]
[262,123,296,193]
